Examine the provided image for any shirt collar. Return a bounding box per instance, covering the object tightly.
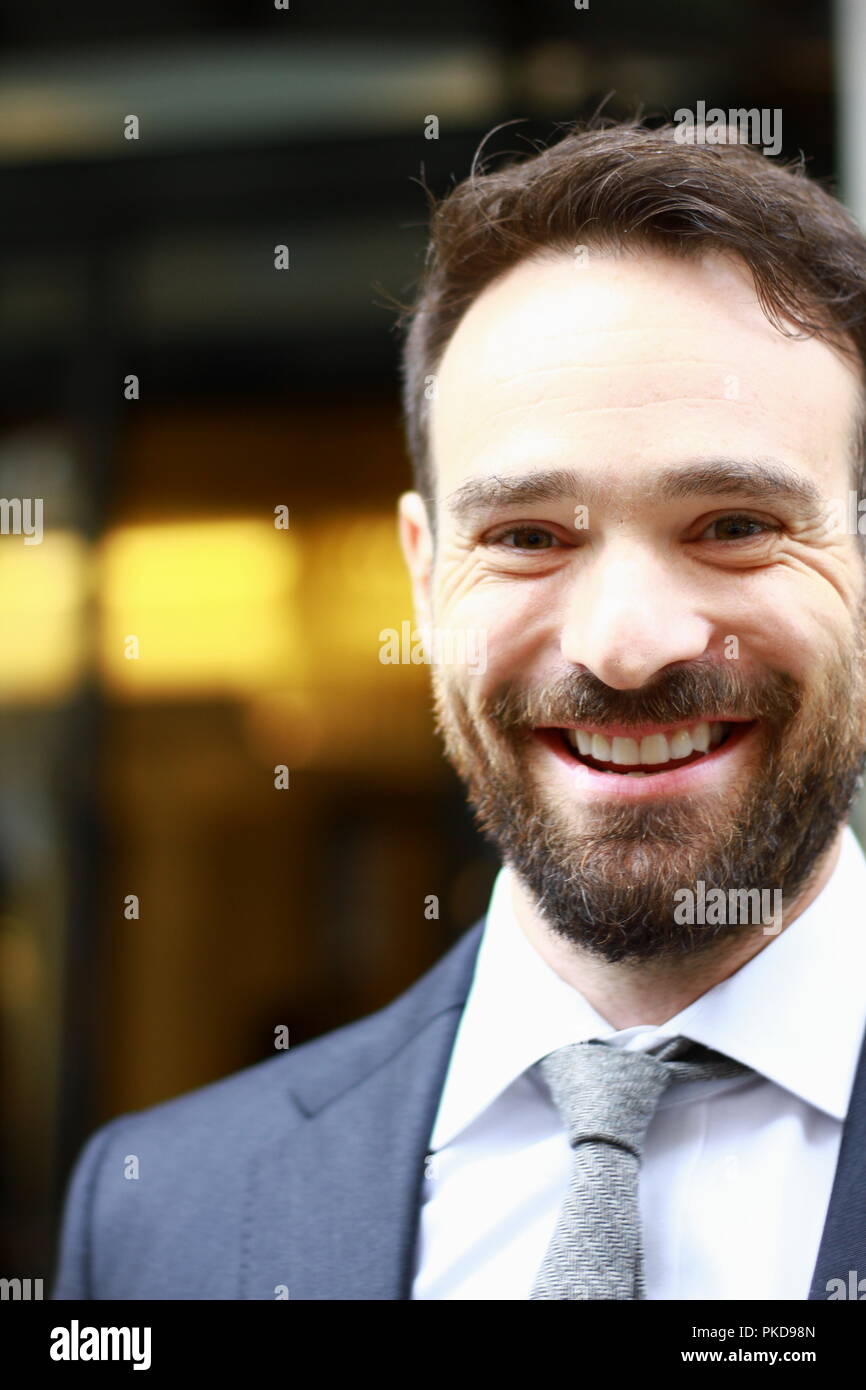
[429,825,866,1148]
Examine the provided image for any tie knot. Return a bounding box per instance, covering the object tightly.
[536,1036,750,1157]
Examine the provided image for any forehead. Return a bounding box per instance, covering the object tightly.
[429,248,862,503]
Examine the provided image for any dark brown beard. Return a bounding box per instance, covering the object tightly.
[433,649,866,964]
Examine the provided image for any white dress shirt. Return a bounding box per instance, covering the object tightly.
[411,824,866,1300]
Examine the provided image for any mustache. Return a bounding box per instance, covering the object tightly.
[482,661,804,733]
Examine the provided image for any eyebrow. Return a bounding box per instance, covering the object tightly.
[443,459,826,523]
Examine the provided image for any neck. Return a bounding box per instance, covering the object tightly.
[509,826,846,1029]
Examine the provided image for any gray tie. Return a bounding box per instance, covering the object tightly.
[530,1036,752,1300]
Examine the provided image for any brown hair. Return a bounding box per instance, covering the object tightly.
[399,115,866,512]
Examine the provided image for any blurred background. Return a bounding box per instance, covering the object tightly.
[1,0,865,1282]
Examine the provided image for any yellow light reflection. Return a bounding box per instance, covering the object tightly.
[98,519,302,698]
[302,511,417,672]
[243,511,434,772]
[0,531,88,701]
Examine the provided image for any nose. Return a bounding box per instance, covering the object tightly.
[560,544,713,689]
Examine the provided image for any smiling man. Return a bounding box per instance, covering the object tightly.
[51,118,866,1304]
[402,248,866,980]
[397,118,866,1301]
[403,244,866,978]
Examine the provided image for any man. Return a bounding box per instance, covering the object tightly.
[52,117,866,1300]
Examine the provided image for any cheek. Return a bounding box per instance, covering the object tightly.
[735,588,853,684]
[457,584,560,691]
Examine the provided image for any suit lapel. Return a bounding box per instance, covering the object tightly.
[808,1016,866,1298]
[241,922,484,1299]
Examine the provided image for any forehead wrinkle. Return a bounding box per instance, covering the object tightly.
[482,356,756,390]
[483,396,753,424]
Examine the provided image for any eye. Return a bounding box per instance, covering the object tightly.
[699,514,779,542]
[487,525,563,551]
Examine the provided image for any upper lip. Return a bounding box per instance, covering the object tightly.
[535,716,755,739]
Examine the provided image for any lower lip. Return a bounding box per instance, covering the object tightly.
[534,722,759,799]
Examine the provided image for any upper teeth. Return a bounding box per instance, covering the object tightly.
[567,721,728,766]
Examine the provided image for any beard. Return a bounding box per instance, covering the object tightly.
[433,637,866,965]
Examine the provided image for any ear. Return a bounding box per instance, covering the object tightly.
[398,491,434,632]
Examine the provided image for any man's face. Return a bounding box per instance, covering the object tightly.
[400,247,866,963]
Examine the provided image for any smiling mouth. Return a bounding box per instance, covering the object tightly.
[542,718,757,776]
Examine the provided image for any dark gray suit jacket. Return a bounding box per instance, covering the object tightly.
[50,917,866,1299]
